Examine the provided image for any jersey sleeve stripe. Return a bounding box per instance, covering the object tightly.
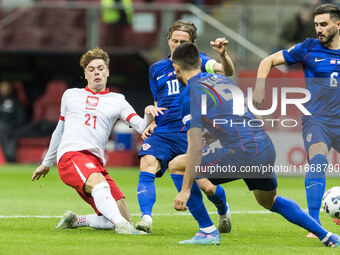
[182,114,192,125]
[60,116,65,121]
[126,113,138,123]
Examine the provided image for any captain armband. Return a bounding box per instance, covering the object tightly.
[205,59,217,74]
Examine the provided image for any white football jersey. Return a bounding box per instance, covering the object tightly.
[42,86,146,166]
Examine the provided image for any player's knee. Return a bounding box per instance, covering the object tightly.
[169,155,186,174]
[256,196,275,210]
[254,190,276,210]
[258,200,274,210]
[169,159,182,174]
[308,142,328,160]
[84,172,107,194]
[140,155,160,174]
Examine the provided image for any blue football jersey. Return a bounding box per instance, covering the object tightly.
[282,38,340,123]
[149,52,216,133]
[180,72,272,157]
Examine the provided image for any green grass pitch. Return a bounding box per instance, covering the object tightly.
[0,164,339,255]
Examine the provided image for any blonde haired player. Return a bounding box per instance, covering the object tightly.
[32,47,165,235]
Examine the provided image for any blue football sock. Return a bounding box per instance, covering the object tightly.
[206,184,228,215]
[305,154,328,224]
[271,195,328,240]
[171,174,214,228]
[137,171,156,217]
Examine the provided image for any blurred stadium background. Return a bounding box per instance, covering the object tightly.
[0,0,338,171]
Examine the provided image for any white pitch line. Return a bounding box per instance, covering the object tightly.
[0,215,62,219]
[0,209,311,219]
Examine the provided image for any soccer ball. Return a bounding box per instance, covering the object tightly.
[322,186,340,219]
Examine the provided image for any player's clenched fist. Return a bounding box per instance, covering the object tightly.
[210,37,229,55]
[173,190,190,211]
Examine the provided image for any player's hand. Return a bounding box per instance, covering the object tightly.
[252,86,265,109]
[32,165,50,181]
[173,190,190,211]
[210,37,229,55]
[142,122,157,139]
[202,129,217,146]
[145,105,167,117]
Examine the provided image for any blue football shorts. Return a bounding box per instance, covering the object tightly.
[138,132,187,177]
[199,142,278,191]
[302,118,340,156]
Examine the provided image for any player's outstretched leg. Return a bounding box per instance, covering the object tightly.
[304,154,328,238]
[90,179,147,235]
[255,189,339,247]
[56,211,117,229]
[305,154,328,223]
[171,174,221,245]
[197,179,231,233]
[170,155,231,234]
[136,170,155,233]
[136,156,161,234]
[136,173,156,233]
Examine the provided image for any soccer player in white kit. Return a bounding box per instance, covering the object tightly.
[32,47,165,235]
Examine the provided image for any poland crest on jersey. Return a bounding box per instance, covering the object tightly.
[86,96,99,107]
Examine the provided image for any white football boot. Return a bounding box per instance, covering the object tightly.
[218,206,232,233]
[115,221,147,235]
[56,211,78,229]
[135,215,152,234]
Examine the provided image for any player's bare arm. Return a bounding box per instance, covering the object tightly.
[144,105,167,117]
[253,50,287,109]
[210,37,234,76]
[141,102,165,139]
[173,127,202,211]
[130,105,166,135]
[31,119,64,181]
[142,121,157,140]
[32,165,50,181]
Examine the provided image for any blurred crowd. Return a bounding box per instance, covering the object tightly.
[278,0,340,50]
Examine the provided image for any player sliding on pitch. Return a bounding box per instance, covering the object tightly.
[171,42,340,247]
[32,47,165,235]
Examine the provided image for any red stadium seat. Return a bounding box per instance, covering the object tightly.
[32,80,67,123]
[16,80,67,163]
[16,137,51,164]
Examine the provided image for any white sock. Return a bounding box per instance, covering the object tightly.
[321,232,333,243]
[200,225,217,234]
[91,182,126,224]
[86,214,115,229]
[76,215,88,227]
[142,214,152,223]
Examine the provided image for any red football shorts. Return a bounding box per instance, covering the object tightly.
[58,150,124,215]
